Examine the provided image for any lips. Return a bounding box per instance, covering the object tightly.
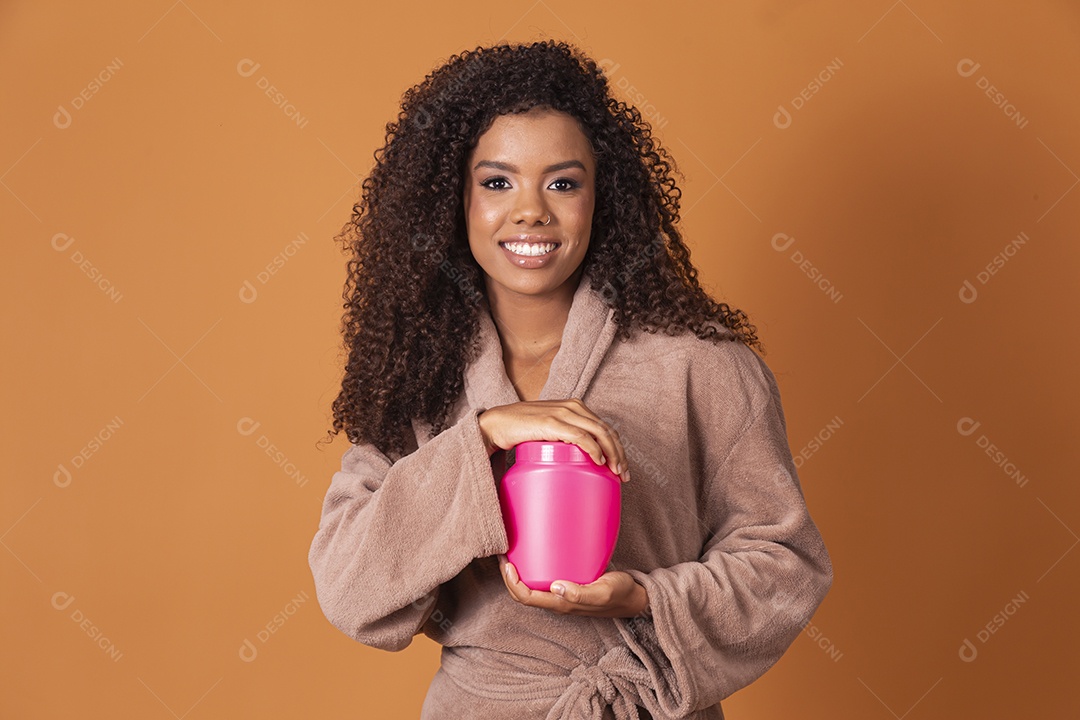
[501,241,559,257]
[498,235,561,258]
[497,237,562,268]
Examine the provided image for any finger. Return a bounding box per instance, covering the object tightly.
[563,406,627,477]
[503,560,535,601]
[504,559,518,586]
[497,555,508,586]
[549,580,575,601]
[520,400,629,479]
[499,556,519,594]
[550,418,607,468]
[549,579,606,608]
[601,422,628,478]
[578,429,609,470]
[580,418,626,477]
[508,568,567,612]
[549,409,623,474]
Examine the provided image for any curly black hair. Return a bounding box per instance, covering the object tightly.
[320,39,763,460]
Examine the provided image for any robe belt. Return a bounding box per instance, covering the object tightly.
[440,644,654,719]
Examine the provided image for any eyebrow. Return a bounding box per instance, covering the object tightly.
[472,159,587,173]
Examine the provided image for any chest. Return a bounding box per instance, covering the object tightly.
[504,356,553,403]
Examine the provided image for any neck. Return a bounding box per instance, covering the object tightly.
[484,267,583,362]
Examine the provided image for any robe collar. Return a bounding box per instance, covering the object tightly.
[463,269,618,412]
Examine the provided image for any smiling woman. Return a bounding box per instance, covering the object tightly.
[464,108,597,388]
[307,39,832,719]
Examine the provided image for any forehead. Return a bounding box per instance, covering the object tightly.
[470,109,594,167]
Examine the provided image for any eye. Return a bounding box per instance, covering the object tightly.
[480,176,511,190]
[549,178,580,192]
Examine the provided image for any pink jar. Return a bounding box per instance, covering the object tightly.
[497,441,622,591]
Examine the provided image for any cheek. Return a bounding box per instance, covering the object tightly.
[570,193,596,233]
[467,194,505,230]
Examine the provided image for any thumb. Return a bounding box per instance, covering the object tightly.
[549,580,580,601]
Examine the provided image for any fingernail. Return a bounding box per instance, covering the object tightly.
[551,583,565,596]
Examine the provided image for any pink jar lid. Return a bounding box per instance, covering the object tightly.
[512,440,593,464]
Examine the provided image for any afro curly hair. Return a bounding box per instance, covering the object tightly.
[322,39,763,460]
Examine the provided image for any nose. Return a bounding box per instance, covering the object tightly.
[511,188,550,226]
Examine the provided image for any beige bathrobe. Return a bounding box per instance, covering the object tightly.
[308,269,833,719]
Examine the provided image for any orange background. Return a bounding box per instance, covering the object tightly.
[4,1,1079,717]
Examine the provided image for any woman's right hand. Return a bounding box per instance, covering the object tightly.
[478,399,630,482]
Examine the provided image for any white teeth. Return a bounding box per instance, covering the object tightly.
[503,242,557,257]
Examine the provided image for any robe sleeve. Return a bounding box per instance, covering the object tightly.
[307,409,509,651]
[613,356,834,715]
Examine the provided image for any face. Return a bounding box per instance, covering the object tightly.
[462,108,596,303]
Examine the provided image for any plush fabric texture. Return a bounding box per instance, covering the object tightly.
[308,269,833,719]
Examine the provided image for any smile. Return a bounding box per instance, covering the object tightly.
[499,241,559,257]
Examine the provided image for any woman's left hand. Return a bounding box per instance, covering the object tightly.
[497,554,650,618]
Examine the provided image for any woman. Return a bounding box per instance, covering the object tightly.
[308,40,832,719]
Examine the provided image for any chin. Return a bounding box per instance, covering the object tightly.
[485,268,581,296]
